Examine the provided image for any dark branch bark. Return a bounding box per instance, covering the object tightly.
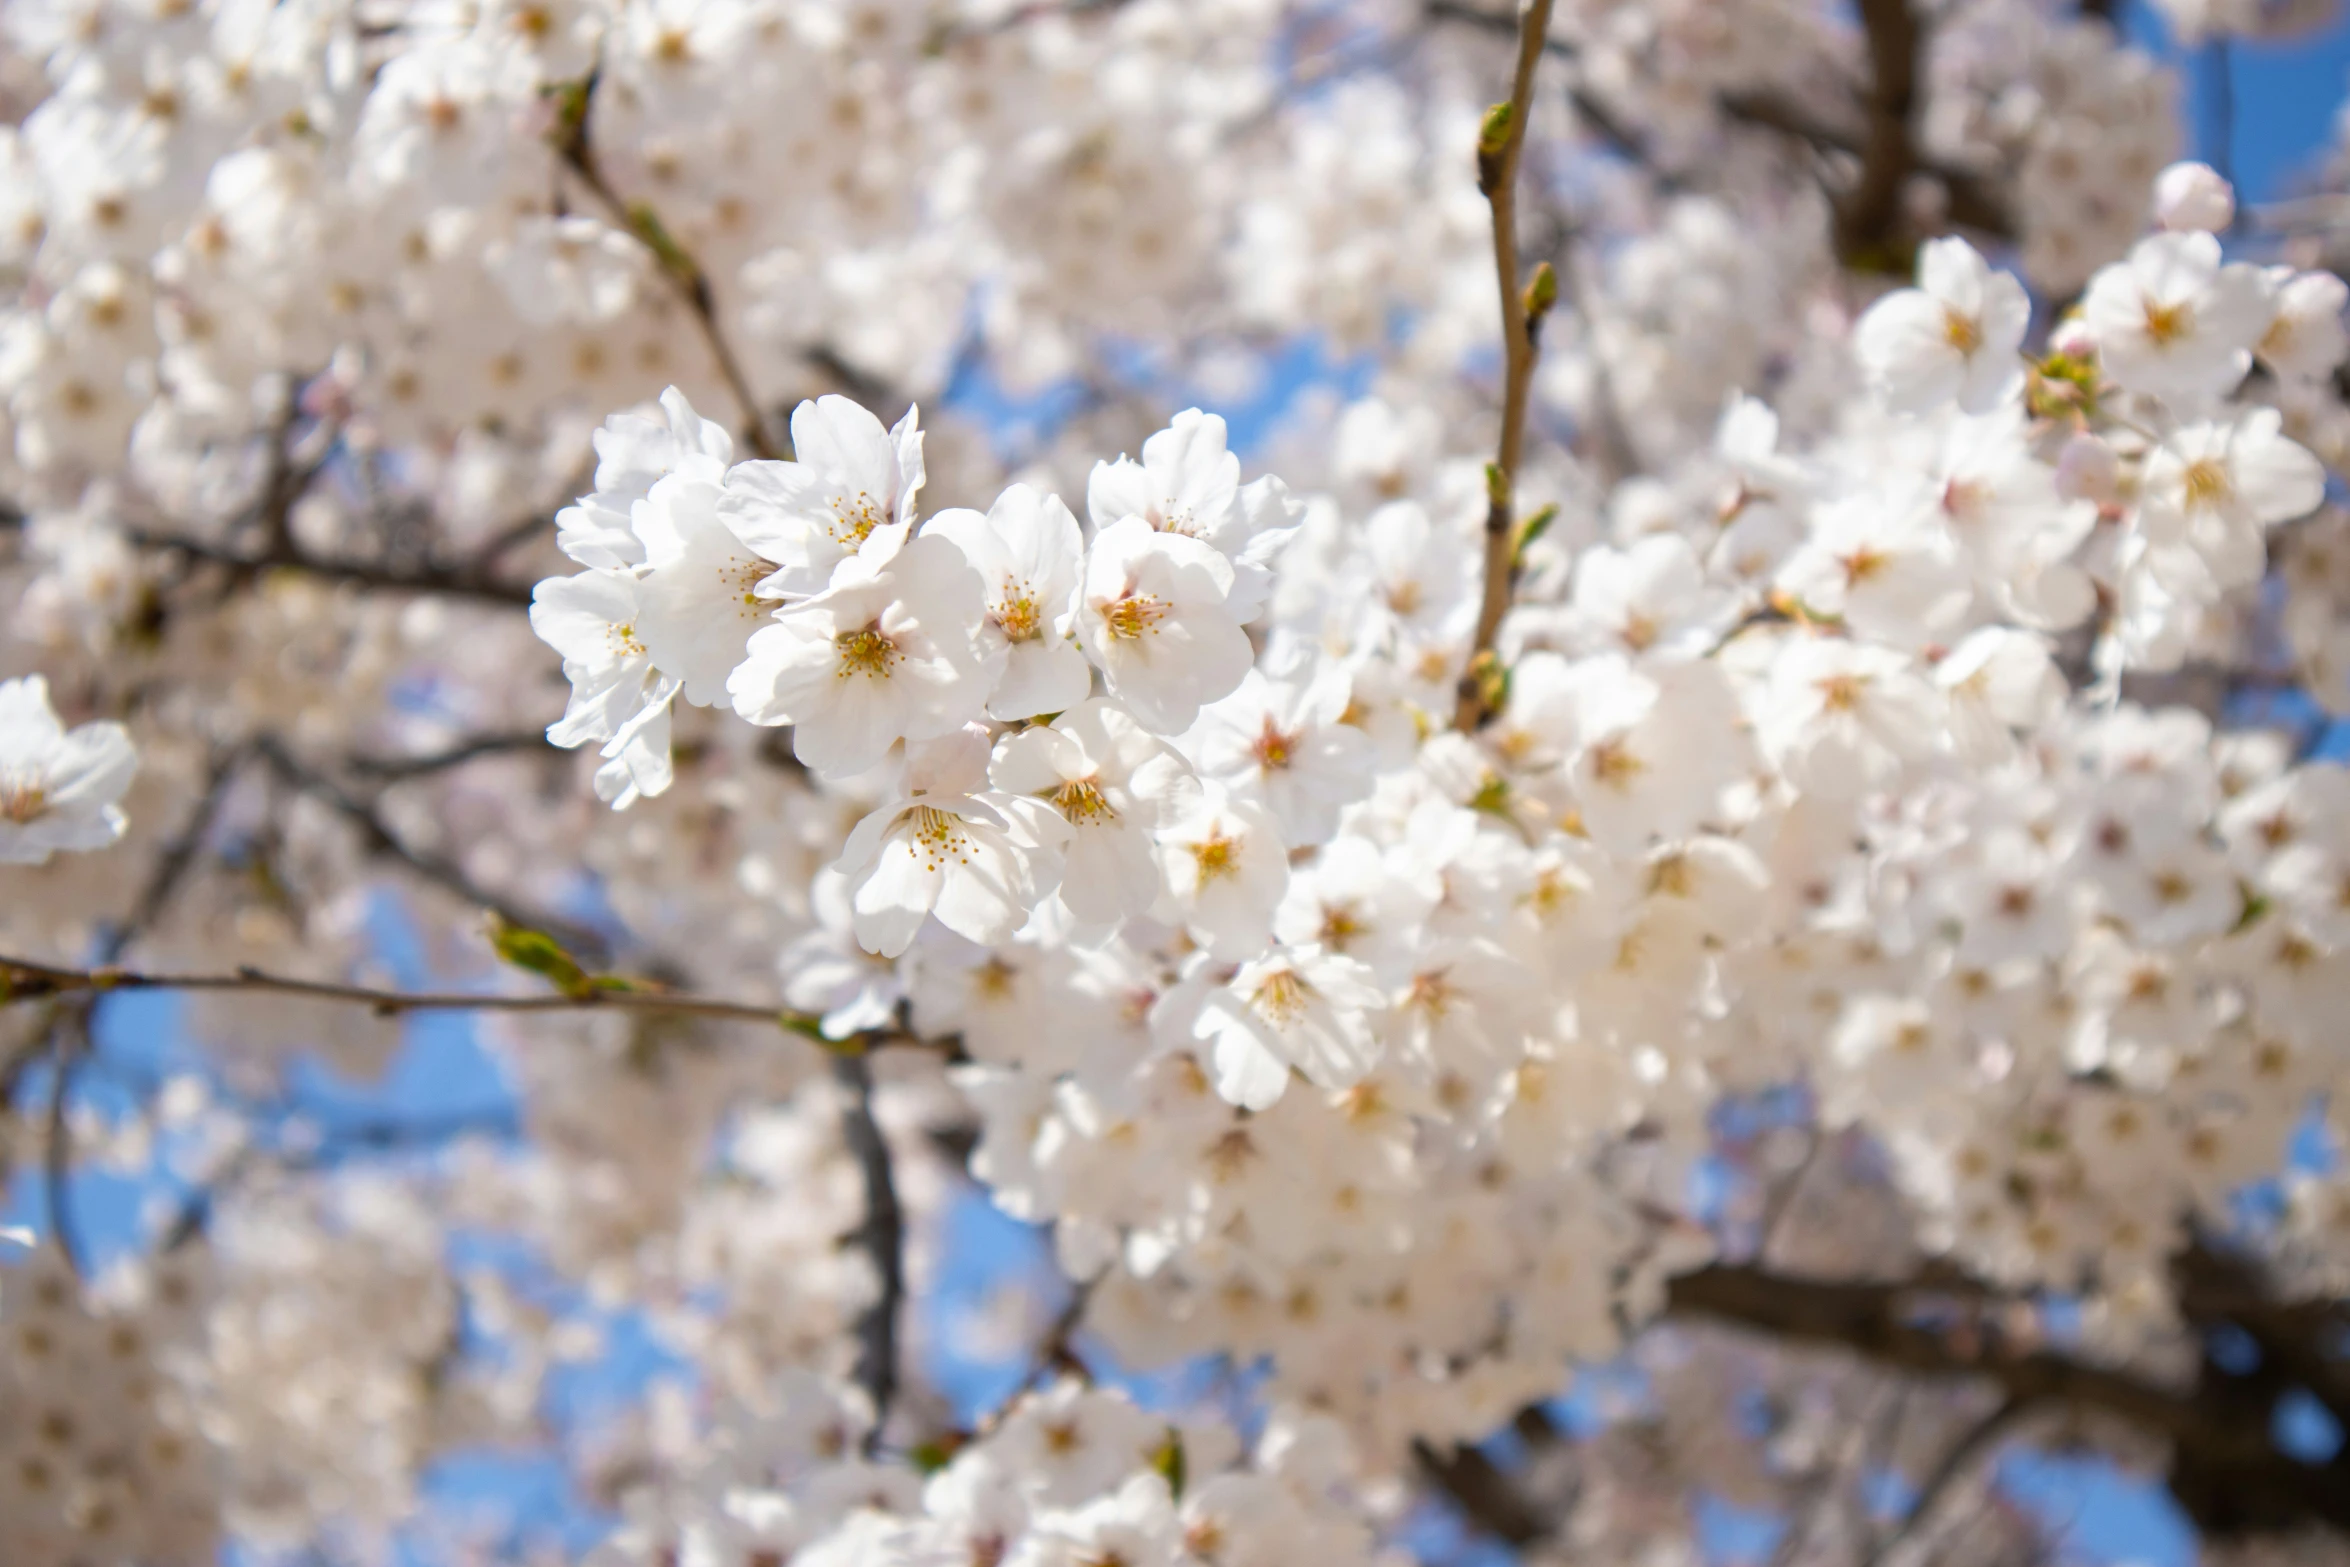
[252,736,607,961]
[345,731,561,781]
[128,525,536,607]
[1668,1259,2350,1536]
[1413,1435,1551,1546]
[1837,0,1921,267]
[835,1048,905,1452]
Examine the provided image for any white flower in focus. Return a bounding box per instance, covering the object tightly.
[1074,516,1253,736]
[1194,944,1386,1110]
[555,386,735,570]
[1156,790,1289,958]
[2082,232,2270,403]
[728,535,991,779]
[530,568,682,808]
[1854,237,2031,414]
[927,483,1091,721]
[720,396,926,598]
[630,469,787,706]
[1179,661,1372,848]
[990,698,1198,934]
[833,727,1065,959]
[0,674,134,864]
[2138,410,2326,589]
[2152,161,2235,233]
[1087,409,1300,622]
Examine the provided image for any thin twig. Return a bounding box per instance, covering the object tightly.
[834,1048,905,1452]
[345,731,561,781]
[104,742,250,962]
[252,736,606,961]
[0,952,843,1030]
[127,525,535,607]
[554,73,777,459]
[1860,1396,2034,1567]
[1454,0,1557,732]
[42,1018,82,1279]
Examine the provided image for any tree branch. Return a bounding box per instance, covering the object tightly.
[251,736,605,961]
[1837,0,1921,267]
[1861,1395,2035,1567]
[344,730,562,781]
[834,1047,905,1452]
[0,951,864,1032]
[1667,1260,2350,1534]
[1455,0,1557,732]
[128,524,535,607]
[553,72,778,459]
[1413,1435,1551,1546]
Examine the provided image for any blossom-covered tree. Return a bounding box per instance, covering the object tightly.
[4,0,2350,1562]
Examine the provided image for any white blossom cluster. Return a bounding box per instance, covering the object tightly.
[1,0,2349,1558]
[515,179,2350,1446]
[589,1371,1401,1567]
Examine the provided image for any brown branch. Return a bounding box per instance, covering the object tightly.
[0,951,837,1031]
[834,1047,905,1452]
[1837,0,1921,267]
[1454,0,1557,732]
[42,1016,82,1279]
[128,525,535,607]
[345,730,562,781]
[1667,1260,2350,1535]
[554,73,777,459]
[251,736,605,961]
[1861,1396,2035,1567]
[1413,1436,1550,1546]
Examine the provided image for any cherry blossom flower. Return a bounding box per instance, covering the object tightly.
[1193,944,1387,1110]
[0,673,134,863]
[1854,237,2031,414]
[728,534,992,778]
[927,483,1091,722]
[1074,516,1253,736]
[720,396,927,598]
[2082,231,2271,402]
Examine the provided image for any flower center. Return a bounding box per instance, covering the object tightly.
[1587,737,1645,788]
[1051,776,1117,824]
[0,778,47,825]
[1252,967,1312,1025]
[995,583,1043,643]
[905,805,971,867]
[1251,717,1298,770]
[2181,457,2231,511]
[834,625,900,679]
[827,490,887,549]
[726,556,776,614]
[1941,306,1982,354]
[1100,592,1169,641]
[1189,827,1240,883]
[2142,298,2192,346]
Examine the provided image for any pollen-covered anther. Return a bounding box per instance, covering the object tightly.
[1051,775,1117,824]
[834,626,900,679]
[1251,966,1313,1026]
[1101,591,1170,640]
